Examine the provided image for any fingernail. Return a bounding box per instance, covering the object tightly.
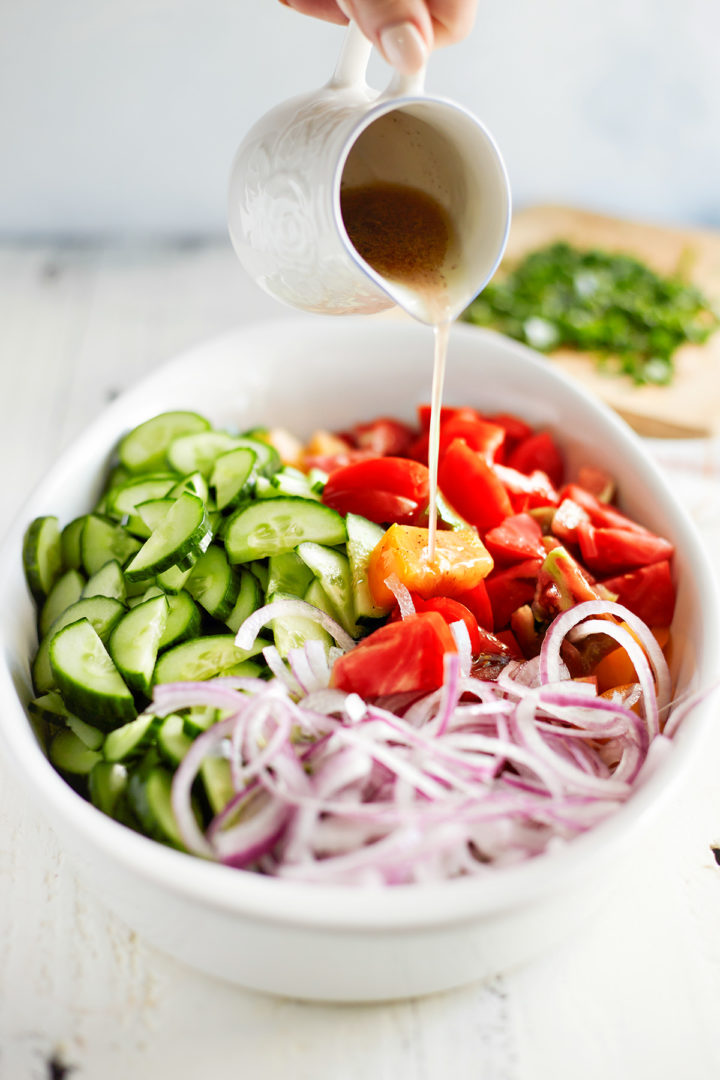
[379,21,428,75]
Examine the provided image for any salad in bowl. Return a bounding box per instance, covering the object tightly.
[0,318,716,1000]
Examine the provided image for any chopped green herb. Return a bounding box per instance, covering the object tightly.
[462,242,719,385]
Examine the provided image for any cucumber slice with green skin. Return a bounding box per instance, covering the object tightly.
[32,596,127,694]
[104,712,161,763]
[66,714,105,751]
[106,464,132,490]
[108,475,177,537]
[304,578,341,623]
[224,497,346,563]
[345,512,390,621]
[220,659,263,678]
[201,757,234,816]
[157,713,192,766]
[267,551,313,601]
[29,691,71,723]
[153,634,264,685]
[81,514,142,577]
[157,590,201,652]
[49,619,136,728]
[124,493,212,582]
[255,467,320,502]
[269,589,333,658]
[40,568,86,637]
[182,706,218,736]
[236,435,281,478]
[89,761,128,817]
[127,764,184,847]
[50,729,103,775]
[166,431,241,477]
[136,497,174,534]
[23,516,62,602]
[119,411,211,474]
[307,468,329,493]
[169,471,210,503]
[248,560,269,593]
[296,541,359,638]
[61,516,87,571]
[155,562,193,594]
[225,569,262,634]
[210,447,256,511]
[186,544,240,621]
[109,595,169,696]
[82,560,126,603]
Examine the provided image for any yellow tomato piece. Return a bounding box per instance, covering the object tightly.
[368,525,493,608]
[302,430,350,464]
[593,624,670,694]
[257,427,304,469]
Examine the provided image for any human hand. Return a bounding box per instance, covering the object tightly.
[278,0,477,75]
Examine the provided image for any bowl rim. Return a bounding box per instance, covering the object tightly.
[1,316,718,932]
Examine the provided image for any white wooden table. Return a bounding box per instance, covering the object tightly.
[2,241,720,1080]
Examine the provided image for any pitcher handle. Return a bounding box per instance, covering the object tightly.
[330,21,373,88]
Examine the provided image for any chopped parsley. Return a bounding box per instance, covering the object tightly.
[462,242,718,385]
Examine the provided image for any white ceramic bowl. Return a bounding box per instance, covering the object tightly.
[0,318,717,1002]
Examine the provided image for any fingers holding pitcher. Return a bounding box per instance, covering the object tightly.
[278,0,478,72]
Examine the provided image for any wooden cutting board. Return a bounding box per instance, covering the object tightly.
[502,206,720,438]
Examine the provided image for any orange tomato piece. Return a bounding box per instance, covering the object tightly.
[593,625,670,694]
[367,524,494,608]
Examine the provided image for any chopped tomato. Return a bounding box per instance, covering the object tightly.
[453,578,493,630]
[367,524,493,608]
[409,411,505,465]
[486,413,534,453]
[559,484,649,534]
[600,560,676,626]
[494,629,524,658]
[330,612,456,696]
[416,404,480,432]
[593,626,670,694]
[411,595,482,654]
[485,557,544,629]
[533,545,602,620]
[474,627,514,656]
[507,431,565,488]
[551,498,591,545]
[577,523,674,574]
[342,417,416,457]
[438,439,513,533]
[322,457,430,525]
[494,464,560,511]
[484,513,546,564]
[303,448,377,473]
[576,466,615,502]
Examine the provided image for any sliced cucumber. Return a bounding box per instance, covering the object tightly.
[200,756,234,816]
[296,541,358,637]
[255,467,320,502]
[28,691,71,723]
[156,590,201,652]
[66,715,105,751]
[104,712,161,763]
[81,514,142,577]
[304,578,341,622]
[108,475,177,537]
[50,729,102,775]
[32,596,126,694]
[89,761,128,817]
[127,765,183,847]
[182,706,218,736]
[210,446,256,511]
[40,568,85,637]
[119,411,211,474]
[155,562,194,594]
[136,497,174,534]
[23,516,62,602]
[109,595,169,696]
[224,497,346,563]
[220,659,262,678]
[60,516,87,571]
[236,435,281,478]
[267,551,314,600]
[345,512,390,620]
[49,619,136,728]
[82,560,126,603]
[157,713,192,766]
[269,590,333,658]
[166,431,241,477]
[225,568,262,634]
[186,544,240,621]
[248,560,269,593]
[153,634,264,684]
[124,492,212,582]
[169,471,210,503]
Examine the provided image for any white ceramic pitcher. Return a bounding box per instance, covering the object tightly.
[228,23,511,324]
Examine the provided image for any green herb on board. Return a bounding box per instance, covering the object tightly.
[462,242,719,385]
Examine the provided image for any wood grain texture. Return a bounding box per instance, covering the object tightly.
[505,206,720,437]
[1,240,719,1080]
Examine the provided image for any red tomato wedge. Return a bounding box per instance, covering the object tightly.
[485,557,544,629]
[453,578,493,630]
[342,417,415,457]
[330,612,456,697]
[322,457,430,525]
[410,595,482,655]
[484,513,546,564]
[507,431,565,488]
[559,484,650,534]
[487,412,534,452]
[416,404,480,432]
[438,439,513,533]
[494,464,560,511]
[577,523,674,574]
[600,560,676,625]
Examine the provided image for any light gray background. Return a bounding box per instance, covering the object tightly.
[1,0,718,236]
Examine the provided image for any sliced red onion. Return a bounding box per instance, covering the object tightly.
[384,573,415,617]
[234,597,355,653]
[449,620,472,677]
